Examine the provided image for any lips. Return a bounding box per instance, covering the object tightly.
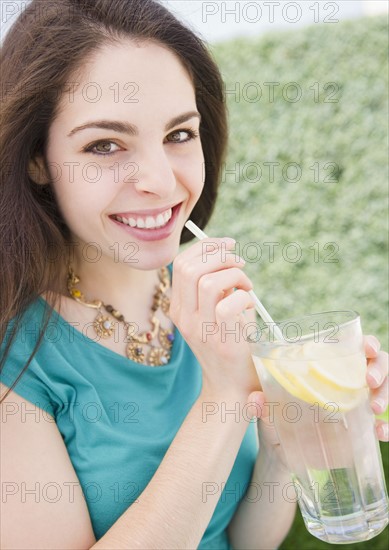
[109,203,183,242]
[111,208,173,230]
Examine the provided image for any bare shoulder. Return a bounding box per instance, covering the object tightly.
[0,383,96,549]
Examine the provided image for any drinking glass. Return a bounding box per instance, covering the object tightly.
[249,311,388,544]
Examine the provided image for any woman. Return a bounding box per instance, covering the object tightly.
[1,1,387,548]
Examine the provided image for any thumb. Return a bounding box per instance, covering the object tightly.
[246,390,266,420]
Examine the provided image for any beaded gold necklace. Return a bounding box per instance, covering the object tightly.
[67,266,174,366]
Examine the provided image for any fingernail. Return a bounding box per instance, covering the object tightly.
[373,398,386,412]
[369,368,382,385]
[370,338,380,354]
[378,423,388,441]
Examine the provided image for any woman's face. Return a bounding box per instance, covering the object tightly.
[44,40,205,270]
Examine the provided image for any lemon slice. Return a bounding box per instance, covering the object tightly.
[260,346,367,412]
[260,357,303,398]
[287,369,366,411]
[309,353,367,390]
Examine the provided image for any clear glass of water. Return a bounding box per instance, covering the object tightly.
[249,311,388,544]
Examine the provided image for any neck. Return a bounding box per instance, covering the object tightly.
[65,252,166,317]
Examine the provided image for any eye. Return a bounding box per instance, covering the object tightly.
[165,128,199,144]
[83,140,121,156]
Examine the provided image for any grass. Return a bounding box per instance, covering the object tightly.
[205,15,388,549]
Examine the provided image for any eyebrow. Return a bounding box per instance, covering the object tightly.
[67,111,201,137]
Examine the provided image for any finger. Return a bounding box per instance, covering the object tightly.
[213,290,255,349]
[198,268,253,321]
[366,351,389,389]
[246,390,266,420]
[369,376,388,414]
[255,398,283,448]
[171,238,242,314]
[248,392,284,449]
[215,289,253,330]
[375,420,389,442]
[363,335,381,359]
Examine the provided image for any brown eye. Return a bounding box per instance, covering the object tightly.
[168,131,185,143]
[83,140,121,156]
[166,129,198,144]
[95,142,114,153]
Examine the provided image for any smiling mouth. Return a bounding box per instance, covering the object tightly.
[110,204,181,230]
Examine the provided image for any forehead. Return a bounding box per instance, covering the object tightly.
[55,40,196,123]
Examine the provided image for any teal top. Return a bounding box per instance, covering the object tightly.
[1,271,258,549]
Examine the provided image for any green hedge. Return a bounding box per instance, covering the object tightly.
[207,16,388,550]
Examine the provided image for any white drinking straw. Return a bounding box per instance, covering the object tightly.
[185,220,284,341]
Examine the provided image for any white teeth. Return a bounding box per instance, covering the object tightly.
[137,218,145,228]
[156,214,165,227]
[145,216,156,229]
[114,207,174,229]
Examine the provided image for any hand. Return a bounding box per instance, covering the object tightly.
[170,238,259,397]
[364,335,389,441]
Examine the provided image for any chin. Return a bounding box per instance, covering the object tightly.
[127,243,181,271]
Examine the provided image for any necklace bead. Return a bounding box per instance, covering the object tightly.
[67,266,173,366]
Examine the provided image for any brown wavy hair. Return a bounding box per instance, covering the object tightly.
[0,0,228,401]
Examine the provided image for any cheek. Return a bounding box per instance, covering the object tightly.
[175,148,205,199]
[48,158,115,224]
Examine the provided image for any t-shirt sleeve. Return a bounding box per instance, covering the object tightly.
[1,350,58,419]
[1,302,64,419]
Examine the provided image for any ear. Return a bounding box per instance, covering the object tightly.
[28,155,50,185]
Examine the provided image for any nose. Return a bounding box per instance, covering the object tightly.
[131,144,176,198]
